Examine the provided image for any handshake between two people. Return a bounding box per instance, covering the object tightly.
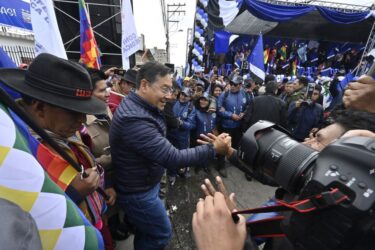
[197,133,235,158]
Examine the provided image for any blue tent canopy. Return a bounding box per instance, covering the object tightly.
[244,0,371,24]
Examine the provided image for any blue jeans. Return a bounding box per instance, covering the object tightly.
[118,184,172,250]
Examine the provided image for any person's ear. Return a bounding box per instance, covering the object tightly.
[139,79,149,93]
[30,100,46,119]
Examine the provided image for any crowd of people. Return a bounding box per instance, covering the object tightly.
[0,51,375,250]
[205,38,366,78]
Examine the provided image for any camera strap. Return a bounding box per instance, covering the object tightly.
[232,188,348,238]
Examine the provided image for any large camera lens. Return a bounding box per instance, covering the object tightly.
[239,121,319,193]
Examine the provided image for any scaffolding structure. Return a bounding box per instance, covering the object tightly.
[356,20,375,76]
[53,0,122,57]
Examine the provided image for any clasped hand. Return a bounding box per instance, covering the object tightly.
[198,133,235,157]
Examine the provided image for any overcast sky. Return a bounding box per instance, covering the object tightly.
[133,0,196,68]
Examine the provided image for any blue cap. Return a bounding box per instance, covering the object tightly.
[200,92,210,100]
[181,87,192,97]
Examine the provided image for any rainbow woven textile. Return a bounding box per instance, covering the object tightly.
[0,103,104,250]
[79,0,102,69]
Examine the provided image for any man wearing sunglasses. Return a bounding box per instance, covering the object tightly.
[110,61,230,250]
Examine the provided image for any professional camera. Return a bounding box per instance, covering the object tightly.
[237,120,375,249]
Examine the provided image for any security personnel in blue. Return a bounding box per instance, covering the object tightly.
[166,87,196,184]
[216,74,250,177]
[109,61,230,250]
[194,92,218,173]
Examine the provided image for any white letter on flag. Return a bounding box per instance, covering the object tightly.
[121,0,140,69]
[30,0,67,59]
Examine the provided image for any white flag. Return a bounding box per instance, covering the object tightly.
[30,0,67,59]
[121,0,140,69]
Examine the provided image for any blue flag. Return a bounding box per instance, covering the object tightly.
[338,72,354,90]
[327,49,336,60]
[0,47,21,99]
[0,0,32,30]
[320,67,333,77]
[248,34,265,82]
[310,50,318,64]
[214,30,231,54]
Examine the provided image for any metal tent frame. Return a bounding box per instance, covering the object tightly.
[53,0,122,58]
[260,0,373,12]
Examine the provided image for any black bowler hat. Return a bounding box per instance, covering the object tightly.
[0,53,106,115]
[122,69,137,84]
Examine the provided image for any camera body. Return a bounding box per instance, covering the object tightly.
[238,121,375,249]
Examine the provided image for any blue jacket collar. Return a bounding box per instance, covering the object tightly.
[129,91,163,116]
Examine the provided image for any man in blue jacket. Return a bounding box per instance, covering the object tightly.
[216,74,250,177]
[167,87,196,183]
[109,62,230,250]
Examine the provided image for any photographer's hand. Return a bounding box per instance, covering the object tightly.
[343,75,375,113]
[192,192,246,250]
[201,176,237,211]
[341,129,375,139]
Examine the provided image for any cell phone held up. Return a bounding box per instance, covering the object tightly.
[302,82,316,106]
[114,69,125,76]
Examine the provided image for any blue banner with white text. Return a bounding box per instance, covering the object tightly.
[0,0,31,31]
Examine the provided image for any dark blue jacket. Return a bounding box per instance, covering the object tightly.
[167,100,196,149]
[195,110,217,138]
[288,101,324,141]
[217,89,249,129]
[110,92,215,194]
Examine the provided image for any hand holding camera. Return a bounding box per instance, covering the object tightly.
[201,176,237,211]
[343,75,375,113]
[192,192,246,250]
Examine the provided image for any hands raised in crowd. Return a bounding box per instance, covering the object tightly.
[192,177,247,250]
[343,75,375,113]
[104,67,118,77]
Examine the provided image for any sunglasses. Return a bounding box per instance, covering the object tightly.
[229,82,239,86]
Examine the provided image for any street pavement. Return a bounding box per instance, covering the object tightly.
[116,160,276,249]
